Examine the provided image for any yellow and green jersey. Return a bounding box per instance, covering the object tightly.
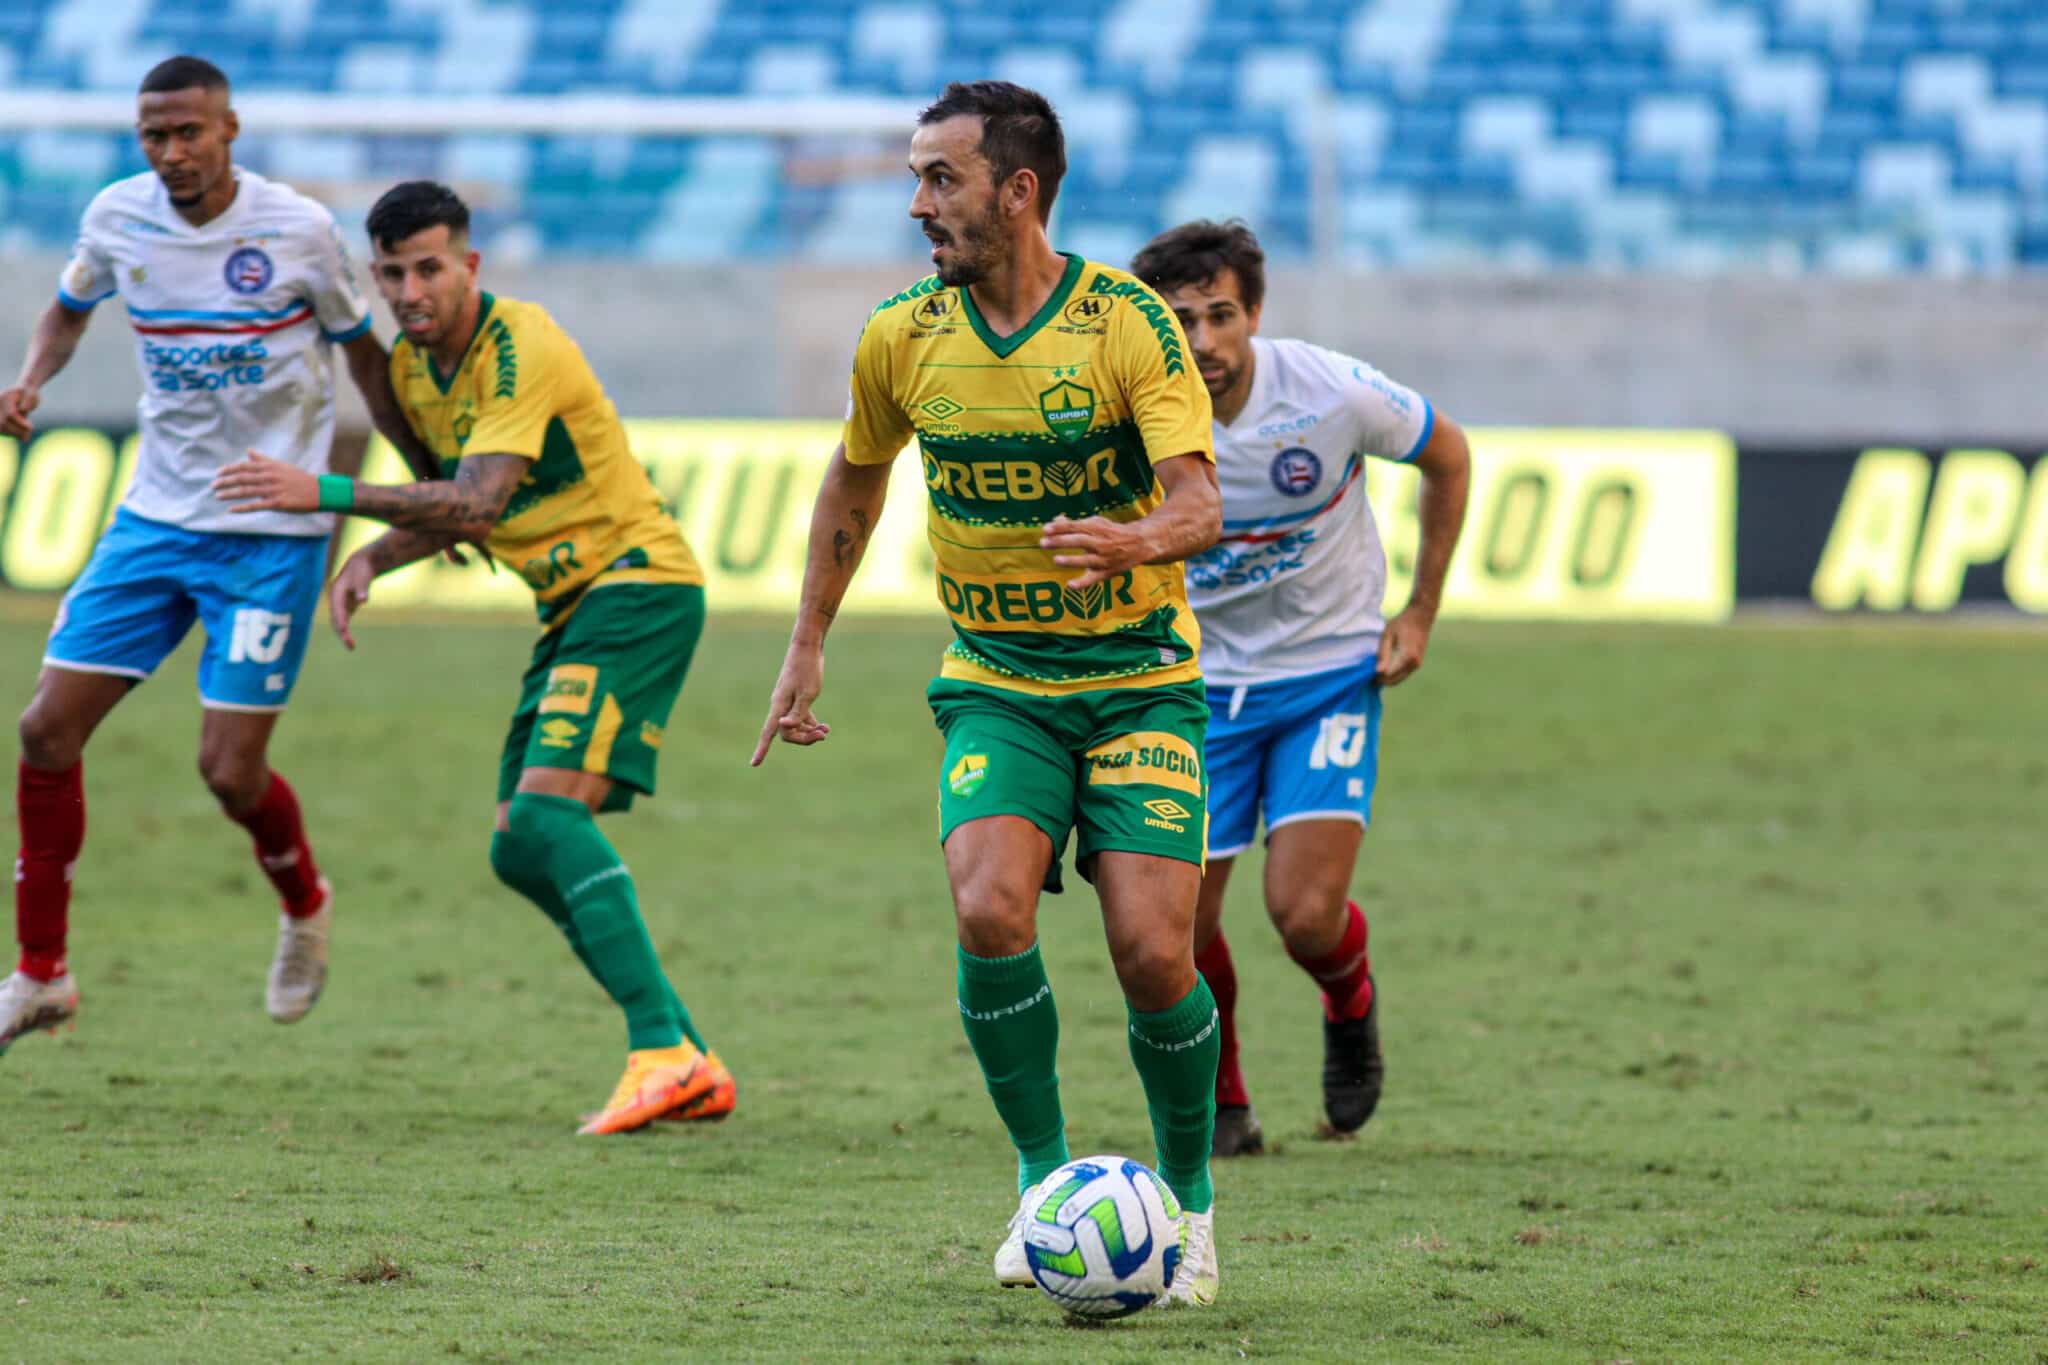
[391,292,702,629]
[843,254,1214,694]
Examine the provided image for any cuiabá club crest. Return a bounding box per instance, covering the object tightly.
[1039,379,1095,442]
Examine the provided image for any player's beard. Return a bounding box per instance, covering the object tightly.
[931,201,1006,288]
[1197,353,1244,403]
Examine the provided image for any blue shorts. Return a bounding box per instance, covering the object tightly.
[44,507,329,712]
[1204,661,1383,859]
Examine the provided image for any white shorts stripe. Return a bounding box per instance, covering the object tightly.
[42,656,149,681]
[1265,810,1369,835]
[199,696,288,714]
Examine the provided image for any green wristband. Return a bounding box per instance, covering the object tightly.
[316,474,355,513]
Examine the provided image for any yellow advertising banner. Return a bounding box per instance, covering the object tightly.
[0,422,1736,623]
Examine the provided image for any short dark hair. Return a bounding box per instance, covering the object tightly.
[1131,219,1267,313]
[366,181,471,252]
[139,56,229,96]
[917,80,1065,222]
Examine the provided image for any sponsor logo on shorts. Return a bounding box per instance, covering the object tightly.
[948,752,988,799]
[1142,797,1192,833]
[227,608,292,665]
[1084,732,1202,797]
[639,720,664,749]
[1308,713,1370,770]
[538,717,581,749]
[539,664,598,716]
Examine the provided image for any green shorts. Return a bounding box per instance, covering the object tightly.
[498,582,704,812]
[928,676,1209,890]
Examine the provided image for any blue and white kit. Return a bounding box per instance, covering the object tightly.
[1189,337,1433,854]
[45,167,371,710]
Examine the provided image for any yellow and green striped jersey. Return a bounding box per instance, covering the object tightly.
[842,254,1214,694]
[391,292,703,630]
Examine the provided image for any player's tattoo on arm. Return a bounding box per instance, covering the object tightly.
[830,507,873,568]
[362,526,460,576]
[347,453,529,539]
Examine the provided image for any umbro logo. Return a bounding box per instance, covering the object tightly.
[1141,797,1191,834]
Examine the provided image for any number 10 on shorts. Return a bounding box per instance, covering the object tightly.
[227,608,293,665]
[1308,713,1369,770]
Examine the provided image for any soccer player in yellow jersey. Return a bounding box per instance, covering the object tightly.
[214,181,733,1135]
[753,83,1227,1305]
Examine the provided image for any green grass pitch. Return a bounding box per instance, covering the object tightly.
[0,606,2042,1361]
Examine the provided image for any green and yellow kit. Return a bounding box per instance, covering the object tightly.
[842,255,1216,873]
[391,292,705,809]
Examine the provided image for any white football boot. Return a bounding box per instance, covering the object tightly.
[0,970,79,1055]
[994,1178,1044,1287]
[1164,1207,1219,1306]
[266,879,332,1023]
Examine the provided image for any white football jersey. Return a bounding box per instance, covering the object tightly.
[57,168,374,537]
[1188,336,1433,687]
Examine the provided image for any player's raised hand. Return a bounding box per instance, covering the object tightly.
[1375,603,1436,686]
[0,385,39,442]
[328,551,377,650]
[1040,514,1149,590]
[214,450,321,513]
[751,645,831,766]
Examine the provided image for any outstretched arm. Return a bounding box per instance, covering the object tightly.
[213,450,528,542]
[750,444,892,766]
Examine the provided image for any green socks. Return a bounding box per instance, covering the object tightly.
[959,946,1219,1211]
[492,793,705,1053]
[1127,977,1220,1215]
[957,944,1070,1192]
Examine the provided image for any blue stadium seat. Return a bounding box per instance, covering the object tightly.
[0,0,2036,269]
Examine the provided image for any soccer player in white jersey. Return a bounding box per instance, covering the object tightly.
[1133,221,1471,1154]
[0,57,432,1053]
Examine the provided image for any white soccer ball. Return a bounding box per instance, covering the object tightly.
[1023,1154,1184,1318]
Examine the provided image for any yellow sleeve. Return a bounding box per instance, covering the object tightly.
[463,312,563,462]
[840,317,915,466]
[1109,290,1214,466]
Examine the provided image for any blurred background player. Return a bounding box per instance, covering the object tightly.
[0,56,433,1053]
[752,83,1227,1304]
[1133,220,1471,1155]
[212,181,734,1136]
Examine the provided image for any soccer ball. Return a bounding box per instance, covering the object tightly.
[1023,1155,1184,1317]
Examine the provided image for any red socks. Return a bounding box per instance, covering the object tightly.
[230,772,324,918]
[16,760,85,981]
[1290,900,1374,1022]
[1194,930,1250,1108]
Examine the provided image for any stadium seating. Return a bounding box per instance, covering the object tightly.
[2,0,2044,268]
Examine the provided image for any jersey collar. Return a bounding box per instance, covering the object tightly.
[960,252,1083,359]
[153,166,250,236]
[427,291,495,394]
